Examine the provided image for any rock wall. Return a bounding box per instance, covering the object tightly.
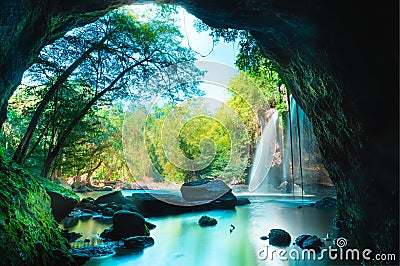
[0,160,75,264]
[0,0,398,258]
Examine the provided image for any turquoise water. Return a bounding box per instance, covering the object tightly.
[63,192,341,265]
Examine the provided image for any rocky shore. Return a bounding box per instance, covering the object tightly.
[59,179,251,263]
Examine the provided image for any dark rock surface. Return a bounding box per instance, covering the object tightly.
[268,229,291,247]
[181,179,231,201]
[73,186,246,220]
[62,229,82,243]
[145,221,157,230]
[124,236,155,250]
[94,191,131,205]
[100,211,149,240]
[198,215,218,227]
[40,177,80,222]
[295,235,325,253]
[235,197,251,206]
[314,197,336,209]
[102,207,115,217]
[131,190,239,217]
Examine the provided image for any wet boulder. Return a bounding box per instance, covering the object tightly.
[101,207,115,217]
[100,211,149,240]
[77,197,96,210]
[235,196,251,206]
[314,197,336,209]
[181,179,233,202]
[198,215,217,227]
[40,177,80,222]
[145,221,157,230]
[295,235,325,252]
[94,191,131,205]
[61,230,82,243]
[124,236,155,250]
[268,229,291,247]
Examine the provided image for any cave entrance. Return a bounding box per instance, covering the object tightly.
[5,3,334,197]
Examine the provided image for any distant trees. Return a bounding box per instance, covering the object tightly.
[126,98,248,184]
[2,6,287,186]
[5,6,203,179]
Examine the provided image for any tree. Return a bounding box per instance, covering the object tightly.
[10,5,204,178]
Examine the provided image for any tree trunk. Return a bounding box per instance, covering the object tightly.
[85,159,103,185]
[12,36,109,165]
[40,57,150,178]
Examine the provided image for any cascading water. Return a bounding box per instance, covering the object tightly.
[248,111,278,192]
[248,96,332,195]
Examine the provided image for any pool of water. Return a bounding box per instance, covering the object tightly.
[62,192,343,265]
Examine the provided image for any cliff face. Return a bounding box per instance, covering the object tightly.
[0,160,75,264]
[0,0,398,257]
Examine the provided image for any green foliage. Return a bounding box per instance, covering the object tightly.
[131,97,249,184]
[5,5,204,181]
[0,160,74,264]
[194,19,287,111]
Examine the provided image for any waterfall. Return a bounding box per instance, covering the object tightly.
[248,111,278,192]
[248,96,331,195]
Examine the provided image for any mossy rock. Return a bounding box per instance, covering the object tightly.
[198,215,218,227]
[0,160,75,265]
[39,176,79,222]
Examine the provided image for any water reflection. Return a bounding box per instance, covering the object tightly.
[64,195,338,265]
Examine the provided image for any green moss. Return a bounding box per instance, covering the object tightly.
[39,176,79,202]
[0,160,75,265]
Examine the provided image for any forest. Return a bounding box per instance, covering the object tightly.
[2,5,285,188]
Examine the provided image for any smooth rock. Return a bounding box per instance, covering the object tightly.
[236,196,251,206]
[62,230,83,243]
[124,236,155,250]
[295,234,325,252]
[94,191,131,205]
[40,177,79,222]
[100,211,149,240]
[268,229,291,247]
[314,197,336,209]
[181,179,232,202]
[102,207,115,217]
[198,215,217,227]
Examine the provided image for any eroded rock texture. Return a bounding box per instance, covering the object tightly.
[0,0,398,259]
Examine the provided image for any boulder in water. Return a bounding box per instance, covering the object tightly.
[181,179,232,202]
[124,236,155,250]
[198,215,217,227]
[100,211,149,240]
[61,229,82,243]
[235,196,251,206]
[101,207,115,217]
[40,177,79,222]
[295,235,325,252]
[94,191,131,205]
[268,229,291,246]
[314,197,336,209]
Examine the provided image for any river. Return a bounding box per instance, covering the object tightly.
[61,190,342,265]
